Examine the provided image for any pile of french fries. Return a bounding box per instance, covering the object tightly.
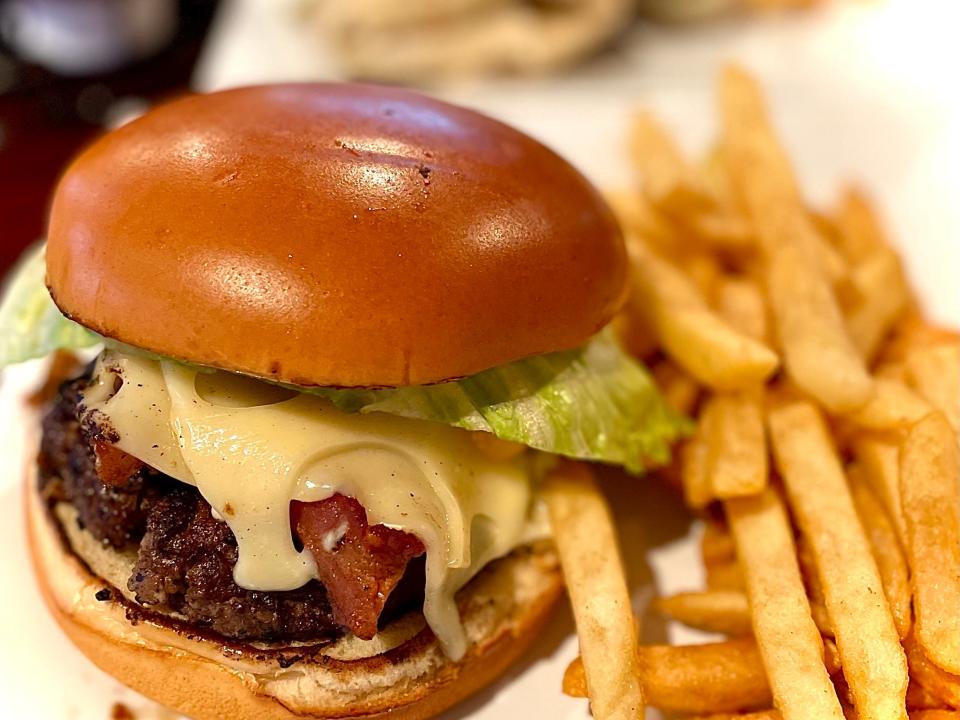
[552,65,960,719]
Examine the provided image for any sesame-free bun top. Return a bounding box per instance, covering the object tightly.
[46,83,625,388]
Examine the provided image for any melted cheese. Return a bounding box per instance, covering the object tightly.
[82,350,545,659]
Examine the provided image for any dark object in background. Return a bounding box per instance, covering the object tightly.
[0,0,219,275]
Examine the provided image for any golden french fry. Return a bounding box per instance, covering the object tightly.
[844,378,931,431]
[628,240,779,390]
[725,488,844,720]
[853,436,909,549]
[702,518,738,566]
[654,590,752,636]
[705,392,768,499]
[845,247,910,361]
[684,210,754,251]
[717,276,770,342]
[906,680,950,711]
[564,637,772,714]
[900,413,960,674]
[881,314,960,364]
[823,637,843,676]
[719,65,872,412]
[685,251,725,299]
[769,401,908,720]
[706,559,746,592]
[796,535,833,638]
[910,711,960,720]
[834,186,889,263]
[699,143,740,207]
[848,469,912,639]
[766,235,874,412]
[651,359,701,415]
[904,633,960,708]
[605,189,680,258]
[630,110,710,213]
[905,343,960,431]
[682,427,713,510]
[542,461,644,720]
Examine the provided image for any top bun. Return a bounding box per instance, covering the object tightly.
[46,84,625,387]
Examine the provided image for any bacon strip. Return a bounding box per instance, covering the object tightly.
[93,441,145,487]
[292,495,425,639]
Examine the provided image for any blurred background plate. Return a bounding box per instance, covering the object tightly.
[0,0,958,718]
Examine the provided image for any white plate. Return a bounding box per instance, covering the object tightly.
[2,1,959,718]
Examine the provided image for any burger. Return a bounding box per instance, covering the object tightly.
[0,84,686,719]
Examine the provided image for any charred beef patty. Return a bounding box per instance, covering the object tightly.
[38,374,426,644]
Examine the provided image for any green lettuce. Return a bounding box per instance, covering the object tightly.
[0,244,99,364]
[308,330,691,473]
[1,244,689,472]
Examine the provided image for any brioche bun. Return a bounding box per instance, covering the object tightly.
[27,468,563,720]
[46,83,625,388]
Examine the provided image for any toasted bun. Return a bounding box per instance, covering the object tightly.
[46,83,625,388]
[27,468,563,720]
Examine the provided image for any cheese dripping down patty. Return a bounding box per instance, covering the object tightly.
[81,350,549,660]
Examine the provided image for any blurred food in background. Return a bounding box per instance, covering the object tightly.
[639,0,821,23]
[304,0,827,84]
[0,0,219,275]
[304,0,634,83]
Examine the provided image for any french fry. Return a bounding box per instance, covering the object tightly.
[845,247,910,362]
[717,276,770,342]
[844,378,931,431]
[900,413,960,674]
[796,535,833,637]
[848,469,913,639]
[705,392,768,498]
[605,189,681,258]
[684,210,754,251]
[910,712,960,720]
[651,359,701,415]
[769,401,908,720]
[686,251,725,299]
[853,436,909,549]
[628,240,779,390]
[906,679,952,711]
[564,637,772,714]
[699,143,741,210]
[726,488,844,720]
[905,343,960,431]
[702,518,738,566]
[630,110,710,214]
[904,633,960,708]
[707,558,747,592]
[834,186,889,263]
[719,65,872,412]
[541,461,644,720]
[655,590,752,636]
[682,426,713,510]
[881,313,960,363]
[824,637,843,676]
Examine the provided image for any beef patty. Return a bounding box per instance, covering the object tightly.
[38,374,426,645]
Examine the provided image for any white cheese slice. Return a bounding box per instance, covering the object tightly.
[81,350,543,659]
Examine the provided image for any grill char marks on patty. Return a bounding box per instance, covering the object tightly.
[38,374,426,644]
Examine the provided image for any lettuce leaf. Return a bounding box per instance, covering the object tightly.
[0,244,99,365]
[1,244,688,472]
[307,329,691,473]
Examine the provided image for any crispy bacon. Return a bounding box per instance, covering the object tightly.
[292,495,425,640]
[93,441,145,487]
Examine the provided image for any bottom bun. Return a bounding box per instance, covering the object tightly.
[26,467,563,720]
